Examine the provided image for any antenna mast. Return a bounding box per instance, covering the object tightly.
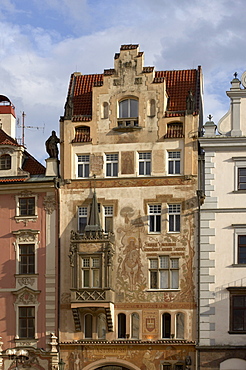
[18,111,45,146]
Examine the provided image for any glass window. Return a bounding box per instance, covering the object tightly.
[168,151,181,175]
[118,313,126,338]
[168,204,181,232]
[176,312,184,339]
[19,244,35,274]
[238,235,246,264]
[19,306,35,339]
[238,168,246,190]
[149,256,179,289]
[0,154,11,170]
[77,155,90,178]
[162,313,171,338]
[78,207,88,233]
[139,152,151,176]
[148,204,161,233]
[106,154,118,177]
[19,197,35,216]
[104,205,113,233]
[81,256,101,288]
[85,314,93,338]
[119,99,138,118]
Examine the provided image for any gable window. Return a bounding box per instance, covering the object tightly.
[78,207,88,233]
[238,168,246,190]
[162,313,171,338]
[104,205,113,233]
[118,98,138,128]
[106,153,118,177]
[19,197,35,216]
[139,152,151,176]
[77,155,89,178]
[149,256,179,290]
[81,256,101,288]
[0,154,11,170]
[228,289,246,333]
[168,151,181,175]
[168,204,181,232]
[19,306,35,339]
[148,204,161,233]
[19,244,35,274]
[118,313,126,338]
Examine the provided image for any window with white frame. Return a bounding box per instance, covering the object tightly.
[104,205,113,233]
[19,244,35,274]
[19,306,35,339]
[0,154,11,170]
[233,226,246,265]
[119,99,138,119]
[139,152,151,176]
[78,207,88,233]
[168,151,181,175]
[148,204,161,233]
[77,155,90,178]
[81,256,101,288]
[149,256,179,289]
[19,197,36,216]
[168,204,181,232]
[238,168,246,190]
[105,153,118,177]
[233,157,246,191]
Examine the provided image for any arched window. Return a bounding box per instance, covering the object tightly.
[176,312,184,339]
[162,313,171,338]
[119,98,138,118]
[97,313,106,339]
[131,313,139,339]
[0,154,11,170]
[102,102,109,119]
[118,313,126,338]
[84,314,93,338]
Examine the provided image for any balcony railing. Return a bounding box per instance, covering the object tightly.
[113,118,141,131]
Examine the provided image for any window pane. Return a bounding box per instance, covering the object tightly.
[139,162,144,175]
[93,269,100,287]
[98,313,106,339]
[118,313,126,338]
[171,270,179,289]
[160,256,169,268]
[160,270,168,289]
[176,313,184,338]
[83,270,89,287]
[113,162,118,176]
[169,215,174,231]
[131,313,139,339]
[130,99,138,117]
[150,271,158,289]
[105,217,113,233]
[146,161,151,175]
[119,99,128,118]
[175,161,180,174]
[150,259,158,269]
[168,161,174,174]
[156,215,161,232]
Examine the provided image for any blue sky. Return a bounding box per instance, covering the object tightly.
[0,0,245,163]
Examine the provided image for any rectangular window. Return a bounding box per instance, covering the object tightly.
[139,152,151,175]
[78,207,88,233]
[106,154,118,177]
[168,204,181,232]
[149,256,179,289]
[148,204,161,233]
[19,306,35,339]
[168,151,181,175]
[238,168,246,190]
[81,256,101,288]
[77,155,90,178]
[19,197,35,216]
[104,206,113,233]
[229,290,246,333]
[19,244,35,274]
[238,235,246,264]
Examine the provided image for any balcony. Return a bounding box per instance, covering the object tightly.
[113,118,141,132]
[71,288,115,304]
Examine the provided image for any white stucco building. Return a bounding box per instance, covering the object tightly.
[198,73,246,369]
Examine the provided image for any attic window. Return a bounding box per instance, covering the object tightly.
[164,123,184,139]
[0,154,11,170]
[116,98,139,130]
[72,126,92,143]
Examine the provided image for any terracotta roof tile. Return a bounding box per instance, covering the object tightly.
[0,177,27,183]
[65,64,201,119]
[0,129,20,146]
[22,151,45,175]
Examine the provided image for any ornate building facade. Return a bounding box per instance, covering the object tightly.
[198,74,246,369]
[59,45,203,370]
[0,96,59,369]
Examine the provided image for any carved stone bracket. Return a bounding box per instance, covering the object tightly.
[43,195,56,215]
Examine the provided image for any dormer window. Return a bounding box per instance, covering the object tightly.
[0,154,11,170]
[116,98,139,130]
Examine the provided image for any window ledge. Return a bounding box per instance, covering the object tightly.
[228,331,246,334]
[113,126,142,132]
[15,215,38,224]
[231,264,246,267]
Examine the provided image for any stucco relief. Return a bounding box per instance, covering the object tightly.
[14,288,39,305]
[61,292,71,304]
[143,350,162,370]
[17,277,35,286]
[68,350,83,370]
[43,195,56,214]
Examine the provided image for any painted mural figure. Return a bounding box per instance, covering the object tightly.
[122,237,142,290]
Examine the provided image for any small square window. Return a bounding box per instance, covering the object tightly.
[106,154,118,177]
[19,197,35,216]
[168,204,181,232]
[139,152,151,176]
[77,155,90,178]
[168,151,181,175]
[148,204,161,233]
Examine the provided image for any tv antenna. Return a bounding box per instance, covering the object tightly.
[17,111,45,146]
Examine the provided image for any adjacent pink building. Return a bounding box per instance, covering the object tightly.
[0,95,59,369]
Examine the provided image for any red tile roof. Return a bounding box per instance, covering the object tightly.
[65,63,201,121]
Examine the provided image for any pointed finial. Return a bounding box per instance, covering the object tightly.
[234,72,238,79]
[208,114,213,121]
